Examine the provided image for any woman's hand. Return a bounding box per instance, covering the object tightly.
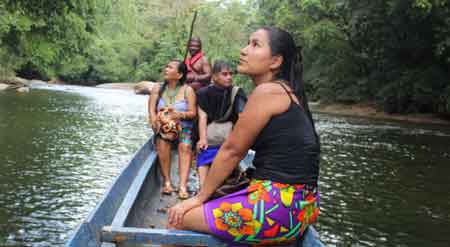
[168,196,203,227]
[170,110,185,120]
[197,138,208,151]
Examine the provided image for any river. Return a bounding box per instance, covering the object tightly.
[0,85,449,246]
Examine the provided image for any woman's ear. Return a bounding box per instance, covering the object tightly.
[177,72,183,81]
[269,55,283,71]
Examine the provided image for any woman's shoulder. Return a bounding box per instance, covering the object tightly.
[249,81,292,113]
[183,84,195,94]
[252,81,285,96]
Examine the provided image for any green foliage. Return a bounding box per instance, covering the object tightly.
[2,0,449,115]
[252,0,450,114]
[0,0,97,78]
[378,65,447,113]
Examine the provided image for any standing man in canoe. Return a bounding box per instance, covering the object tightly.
[185,37,212,91]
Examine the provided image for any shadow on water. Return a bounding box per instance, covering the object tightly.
[1,86,450,246]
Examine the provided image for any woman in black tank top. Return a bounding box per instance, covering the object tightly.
[167,27,321,246]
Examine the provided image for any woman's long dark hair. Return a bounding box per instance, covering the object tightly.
[262,26,320,144]
[157,60,188,102]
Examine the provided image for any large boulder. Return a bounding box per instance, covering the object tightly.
[0,76,29,87]
[29,79,48,85]
[0,77,31,92]
[17,87,30,93]
[0,83,9,91]
[134,81,157,95]
[96,82,136,90]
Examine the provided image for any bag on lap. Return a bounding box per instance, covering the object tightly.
[206,86,239,146]
[209,167,253,200]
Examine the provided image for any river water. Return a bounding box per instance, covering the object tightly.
[0,85,449,247]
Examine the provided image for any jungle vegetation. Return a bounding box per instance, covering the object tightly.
[1,0,449,115]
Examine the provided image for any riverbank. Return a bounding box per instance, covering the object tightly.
[104,79,448,125]
[311,102,450,125]
[0,76,31,92]
[3,78,448,125]
[0,76,156,95]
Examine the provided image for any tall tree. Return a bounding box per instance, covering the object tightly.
[0,0,98,79]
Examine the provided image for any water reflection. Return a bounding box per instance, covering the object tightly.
[1,87,450,246]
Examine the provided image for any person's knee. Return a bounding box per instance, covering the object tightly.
[178,143,192,154]
[157,139,171,151]
[198,165,210,172]
[166,222,185,230]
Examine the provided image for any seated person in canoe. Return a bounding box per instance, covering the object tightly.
[196,60,247,188]
[148,59,197,200]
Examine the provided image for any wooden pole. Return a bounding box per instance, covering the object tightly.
[183,11,198,61]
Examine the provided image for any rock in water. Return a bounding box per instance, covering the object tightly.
[0,83,9,91]
[134,81,157,95]
[17,87,30,93]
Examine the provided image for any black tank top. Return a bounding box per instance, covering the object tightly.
[251,82,320,185]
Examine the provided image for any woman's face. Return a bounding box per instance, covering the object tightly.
[163,61,182,81]
[237,29,274,77]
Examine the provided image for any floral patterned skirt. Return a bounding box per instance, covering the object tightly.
[203,179,320,247]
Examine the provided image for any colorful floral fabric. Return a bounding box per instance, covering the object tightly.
[204,179,320,247]
[179,127,192,145]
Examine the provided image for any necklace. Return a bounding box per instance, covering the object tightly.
[164,85,180,105]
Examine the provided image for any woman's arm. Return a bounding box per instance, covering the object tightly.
[148,84,160,129]
[197,107,208,150]
[185,85,197,119]
[174,85,197,120]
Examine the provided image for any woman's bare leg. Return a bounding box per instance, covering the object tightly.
[157,138,173,191]
[197,165,210,189]
[164,205,211,247]
[167,205,211,233]
[178,142,192,196]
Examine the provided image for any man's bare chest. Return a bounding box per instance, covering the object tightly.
[191,60,204,73]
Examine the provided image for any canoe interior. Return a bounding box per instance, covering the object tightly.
[66,138,324,247]
[125,150,198,229]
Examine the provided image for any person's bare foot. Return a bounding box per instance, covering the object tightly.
[162,182,173,195]
[178,187,189,200]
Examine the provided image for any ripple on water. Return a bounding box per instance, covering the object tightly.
[0,86,151,246]
[1,89,450,247]
[315,114,450,247]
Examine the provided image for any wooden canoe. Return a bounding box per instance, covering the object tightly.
[65,138,325,247]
